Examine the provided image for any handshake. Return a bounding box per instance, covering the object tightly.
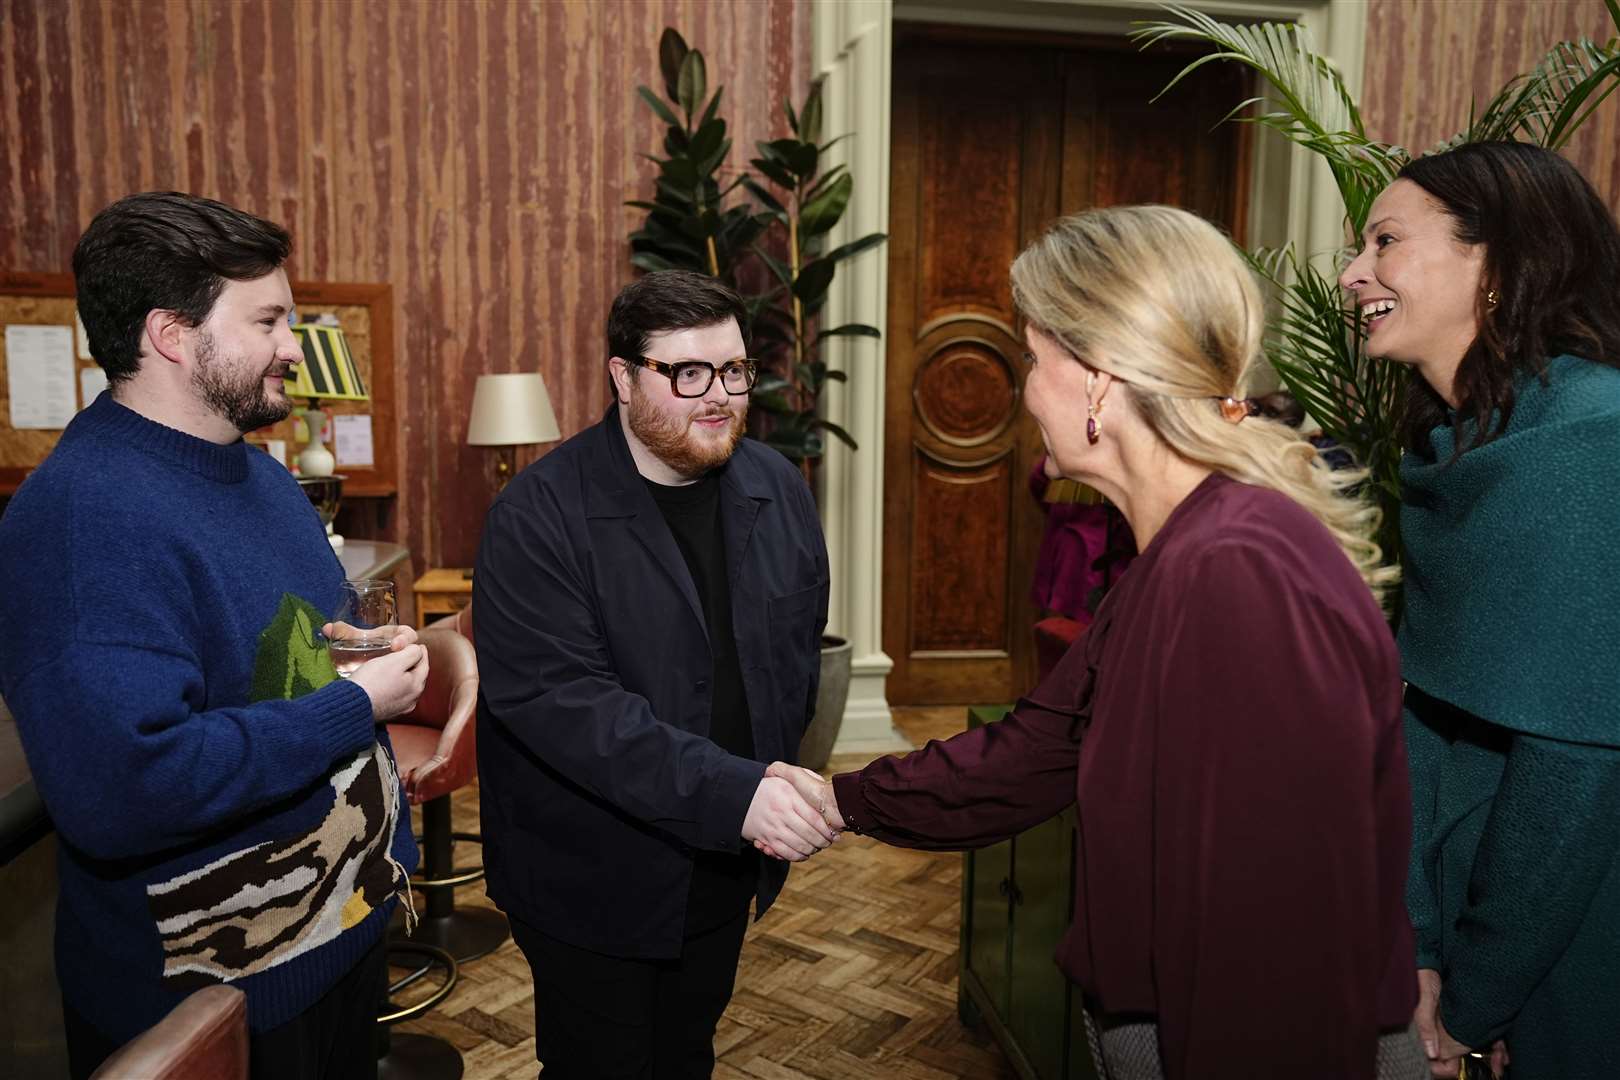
[740,762,847,862]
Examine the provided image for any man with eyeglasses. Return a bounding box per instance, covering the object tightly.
[473,269,835,1078]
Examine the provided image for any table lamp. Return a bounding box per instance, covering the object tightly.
[467,372,561,488]
[288,319,369,478]
[289,319,369,551]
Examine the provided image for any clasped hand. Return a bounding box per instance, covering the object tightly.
[741,762,845,862]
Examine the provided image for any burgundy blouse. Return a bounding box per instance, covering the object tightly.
[832,474,1416,1079]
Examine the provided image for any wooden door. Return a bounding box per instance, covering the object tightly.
[883,29,1249,705]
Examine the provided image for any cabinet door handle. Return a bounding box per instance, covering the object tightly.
[998,877,1011,898]
[1009,881,1025,905]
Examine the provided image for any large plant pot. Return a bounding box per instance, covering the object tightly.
[798,635,853,771]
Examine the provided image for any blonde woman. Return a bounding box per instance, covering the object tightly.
[764,206,1423,1079]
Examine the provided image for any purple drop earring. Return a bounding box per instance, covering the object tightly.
[1086,402,1103,445]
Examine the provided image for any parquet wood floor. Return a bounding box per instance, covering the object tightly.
[395,707,1015,1079]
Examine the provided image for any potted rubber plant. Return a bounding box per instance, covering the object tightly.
[628,33,889,768]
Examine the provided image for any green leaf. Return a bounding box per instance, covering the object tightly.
[764,138,818,178]
[784,95,799,135]
[809,418,857,451]
[817,133,852,156]
[1131,5,1403,232]
[699,86,726,130]
[630,251,679,272]
[765,436,808,464]
[688,119,726,167]
[695,136,732,180]
[800,173,853,236]
[654,177,697,205]
[753,245,793,288]
[817,322,882,341]
[1456,37,1620,150]
[659,28,689,102]
[751,373,798,413]
[822,232,886,265]
[637,85,681,129]
[678,49,707,120]
[792,258,836,303]
[741,176,788,217]
[750,156,796,188]
[799,82,825,143]
[804,163,848,200]
[659,155,699,189]
[251,593,338,702]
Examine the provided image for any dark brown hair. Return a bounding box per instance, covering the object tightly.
[1395,142,1620,456]
[606,270,747,390]
[71,192,291,385]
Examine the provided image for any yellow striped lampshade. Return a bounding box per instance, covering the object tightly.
[288,323,369,401]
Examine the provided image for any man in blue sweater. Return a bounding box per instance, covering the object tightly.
[0,192,429,1079]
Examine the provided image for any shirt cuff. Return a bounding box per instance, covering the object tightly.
[703,756,766,853]
[831,771,867,834]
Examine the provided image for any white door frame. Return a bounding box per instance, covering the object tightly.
[813,0,1368,754]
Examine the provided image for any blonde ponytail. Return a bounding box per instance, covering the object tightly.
[1010,205,1398,606]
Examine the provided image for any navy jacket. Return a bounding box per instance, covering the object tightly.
[472,405,829,958]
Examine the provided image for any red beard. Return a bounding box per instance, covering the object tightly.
[626,389,747,479]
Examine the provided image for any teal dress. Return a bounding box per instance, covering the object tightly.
[1401,354,1620,1079]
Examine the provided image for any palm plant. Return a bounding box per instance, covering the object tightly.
[1131,1,1620,569]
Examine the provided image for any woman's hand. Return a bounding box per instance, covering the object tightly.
[1417,969,1508,1079]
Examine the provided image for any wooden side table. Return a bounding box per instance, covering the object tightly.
[413,568,473,626]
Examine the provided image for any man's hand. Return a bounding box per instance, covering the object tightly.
[765,761,844,830]
[741,776,837,861]
[349,643,429,722]
[750,762,844,861]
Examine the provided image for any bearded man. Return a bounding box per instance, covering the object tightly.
[0,192,428,1079]
[472,270,835,1079]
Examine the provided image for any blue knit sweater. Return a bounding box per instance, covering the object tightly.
[0,393,417,1041]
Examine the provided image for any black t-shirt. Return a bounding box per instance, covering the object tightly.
[644,472,759,935]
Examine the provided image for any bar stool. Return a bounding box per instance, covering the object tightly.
[376,941,460,1080]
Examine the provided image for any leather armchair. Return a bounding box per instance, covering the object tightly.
[388,625,479,805]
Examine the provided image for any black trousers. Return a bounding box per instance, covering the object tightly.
[64,934,387,1080]
[510,909,751,1080]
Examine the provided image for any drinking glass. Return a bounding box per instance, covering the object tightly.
[329,578,398,677]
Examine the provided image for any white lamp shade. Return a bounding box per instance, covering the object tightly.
[467,372,561,446]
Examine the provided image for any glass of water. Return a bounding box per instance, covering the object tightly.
[329,578,398,677]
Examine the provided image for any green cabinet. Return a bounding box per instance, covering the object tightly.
[958,705,1098,1080]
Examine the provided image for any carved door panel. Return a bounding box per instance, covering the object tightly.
[883,30,1248,705]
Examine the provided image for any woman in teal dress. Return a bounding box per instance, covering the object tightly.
[1340,140,1620,1079]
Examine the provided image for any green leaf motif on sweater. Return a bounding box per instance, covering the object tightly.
[250,593,338,702]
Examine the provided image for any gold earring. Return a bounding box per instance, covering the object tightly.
[1485,288,1501,309]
